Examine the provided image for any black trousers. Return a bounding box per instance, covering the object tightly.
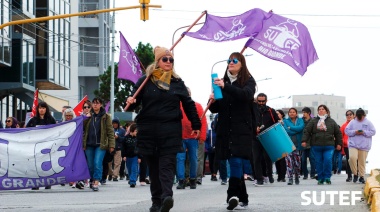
[344,147,352,177]
[253,138,273,180]
[120,160,125,177]
[146,154,176,205]
[139,157,148,182]
[275,158,286,180]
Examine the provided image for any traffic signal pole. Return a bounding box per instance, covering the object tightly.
[0,4,161,30]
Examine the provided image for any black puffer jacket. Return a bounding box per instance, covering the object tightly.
[209,76,256,160]
[128,75,201,156]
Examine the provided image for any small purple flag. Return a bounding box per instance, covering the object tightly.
[0,116,90,190]
[185,8,270,42]
[105,101,110,113]
[118,32,142,83]
[245,11,318,76]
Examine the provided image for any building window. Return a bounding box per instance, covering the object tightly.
[296,102,302,107]
[312,101,318,106]
[341,103,345,108]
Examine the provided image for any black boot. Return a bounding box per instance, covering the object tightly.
[176,180,185,189]
[226,177,241,209]
[189,178,197,189]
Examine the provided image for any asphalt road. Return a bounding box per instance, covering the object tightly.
[0,172,369,212]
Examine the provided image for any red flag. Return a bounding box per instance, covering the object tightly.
[73,95,88,116]
[30,89,39,118]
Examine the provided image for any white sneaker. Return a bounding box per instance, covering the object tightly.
[235,202,248,210]
[71,183,76,188]
[140,182,146,186]
[264,177,269,184]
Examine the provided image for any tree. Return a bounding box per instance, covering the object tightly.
[94,42,154,112]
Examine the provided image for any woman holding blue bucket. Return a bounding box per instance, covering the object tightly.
[209,52,256,210]
[301,104,342,185]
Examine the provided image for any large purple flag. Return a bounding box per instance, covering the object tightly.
[118,32,142,83]
[186,8,270,42]
[0,116,90,190]
[245,11,318,76]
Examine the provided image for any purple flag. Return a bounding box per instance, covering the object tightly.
[186,8,270,42]
[105,101,110,113]
[0,116,90,190]
[118,32,142,83]
[245,11,318,76]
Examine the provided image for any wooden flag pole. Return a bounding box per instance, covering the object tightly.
[123,11,208,111]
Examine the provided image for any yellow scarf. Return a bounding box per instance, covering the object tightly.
[151,68,172,90]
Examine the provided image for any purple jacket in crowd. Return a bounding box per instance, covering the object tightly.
[345,117,376,151]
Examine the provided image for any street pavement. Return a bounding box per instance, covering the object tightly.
[0,172,369,212]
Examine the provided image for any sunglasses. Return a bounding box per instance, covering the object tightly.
[6,120,11,123]
[346,113,353,116]
[83,106,90,109]
[227,58,239,64]
[65,115,73,117]
[162,57,174,63]
[257,100,266,103]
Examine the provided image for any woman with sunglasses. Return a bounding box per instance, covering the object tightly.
[208,52,256,210]
[340,110,354,182]
[5,117,19,128]
[26,101,57,190]
[126,46,201,212]
[81,100,92,117]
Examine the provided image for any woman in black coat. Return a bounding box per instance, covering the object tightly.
[126,46,201,212]
[209,52,256,210]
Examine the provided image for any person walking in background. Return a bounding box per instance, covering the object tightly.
[283,108,305,185]
[340,110,354,182]
[126,46,201,212]
[26,101,56,190]
[83,97,115,191]
[253,93,279,186]
[5,117,19,128]
[122,123,140,188]
[275,110,286,182]
[345,108,376,184]
[301,107,316,180]
[110,119,126,181]
[176,87,207,189]
[301,104,342,185]
[209,52,256,210]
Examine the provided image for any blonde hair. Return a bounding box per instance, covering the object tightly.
[63,108,76,121]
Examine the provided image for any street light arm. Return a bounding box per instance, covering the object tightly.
[0,5,162,30]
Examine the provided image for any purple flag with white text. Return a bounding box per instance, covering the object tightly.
[0,116,90,190]
[118,32,142,83]
[245,11,318,76]
[186,8,270,42]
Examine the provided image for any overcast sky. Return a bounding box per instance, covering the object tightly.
[114,0,379,171]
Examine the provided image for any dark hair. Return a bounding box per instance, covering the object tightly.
[317,104,330,116]
[19,121,25,128]
[223,52,256,87]
[37,102,53,118]
[257,93,267,100]
[276,109,285,119]
[302,107,311,114]
[82,100,92,109]
[92,97,103,106]
[345,110,354,116]
[288,107,298,115]
[129,123,137,133]
[6,117,18,128]
[355,108,366,120]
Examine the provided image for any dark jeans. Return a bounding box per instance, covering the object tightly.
[301,148,316,177]
[253,138,273,180]
[102,151,113,180]
[332,150,343,172]
[146,154,176,205]
[344,147,352,177]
